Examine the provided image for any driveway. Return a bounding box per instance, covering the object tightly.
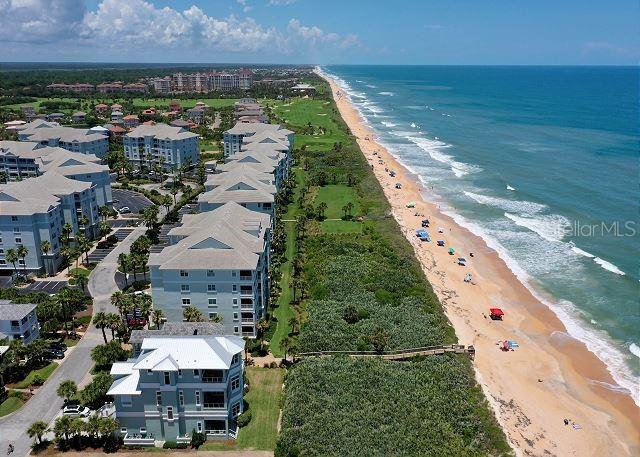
[112,188,153,214]
[0,226,145,457]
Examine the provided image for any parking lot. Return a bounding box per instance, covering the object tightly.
[20,280,68,294]
[112,188,153,215]
[109,218,140,228]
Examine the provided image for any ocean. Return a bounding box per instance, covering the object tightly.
[322,65,639,403]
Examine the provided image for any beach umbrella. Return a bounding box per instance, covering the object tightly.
[448,248,455,255]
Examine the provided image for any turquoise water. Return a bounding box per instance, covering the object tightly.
[323,65,639,402]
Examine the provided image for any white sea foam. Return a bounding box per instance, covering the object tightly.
[381,121,397,127]
[464,191,547,215]
[378,91,394,96]
[410,122,418,128]
[408,136,482,178]
[366,84,377,88]
[593,257,626,276]
[506,185,516,191]
[630,343,640,358]
[571,246,595,258]
[504,212,570,243]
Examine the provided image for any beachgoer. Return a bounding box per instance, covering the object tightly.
[564,419,569,426]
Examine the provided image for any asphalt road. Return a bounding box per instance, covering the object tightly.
[0,226,145,457]
[112,188,153,214]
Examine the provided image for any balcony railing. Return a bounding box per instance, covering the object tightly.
[240,304,253,310]
[123,434,155,446]
[206,429,227,437]
[202,376,223,383]
[241,318,254,324]
[203,402,225,409]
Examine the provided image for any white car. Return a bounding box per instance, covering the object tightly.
[118,206,131,214]
[62,405,92,417]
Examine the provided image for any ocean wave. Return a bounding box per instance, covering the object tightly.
[366,84,377,88]
[504,212,570,243]
[571,246,596,258]
[630,342,640,358]
[407,136,482,178]
[381,121,397,127]
[593,257,625,275]
[464,191,547,215]
[378,91,394,96]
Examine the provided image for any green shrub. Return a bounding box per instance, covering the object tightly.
[236,410,252,428]
[30,374,45,386]
[190,430,206,449]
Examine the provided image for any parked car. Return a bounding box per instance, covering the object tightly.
[48,342,67,352]
[62,405,91,417]
[118,206,131,214]
[44,348,65,360]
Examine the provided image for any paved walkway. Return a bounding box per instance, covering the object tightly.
[0,226,145,457]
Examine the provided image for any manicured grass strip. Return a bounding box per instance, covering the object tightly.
[199,367,284,451]
[270,221,296,357]
[237,367,284,450]
[0,392,25,417]
[320,220,362,234]
[12,362,58,389]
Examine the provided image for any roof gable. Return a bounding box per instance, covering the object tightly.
[190,237,232,250]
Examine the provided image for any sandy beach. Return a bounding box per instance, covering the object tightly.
[318,70,640,457]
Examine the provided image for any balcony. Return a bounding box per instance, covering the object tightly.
[241,318,254,324]
[240,303,253,310]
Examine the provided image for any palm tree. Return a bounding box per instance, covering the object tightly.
[40,240,52,276]
[106,313,121,340]
[288,316,299,335]
[6,248,18,279]
[78,214,89,233]
[93,312,109,343]
[53,416,73,443]
[118,253,129,286]
[183,305,203,322]
[257,317,269,347]
[209,314,224,324]
[316,202,327,220]
[17,244,28,276]
[135,294,152,329]
[27,420,48,445]
[151,309,165,330]
[85,415,102,441]
[162,194,172,213]
[141,205,159,228]
[280,336,293,362]
[61,223,73,245]
[98,221,111,241]
[98,205,110,222]
[75,273,88,293]
[56,379,78,403]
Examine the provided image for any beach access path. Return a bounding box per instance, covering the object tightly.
[318,69,640,457]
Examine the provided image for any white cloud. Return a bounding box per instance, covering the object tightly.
[288,18,359,49]
[0,0,86,43]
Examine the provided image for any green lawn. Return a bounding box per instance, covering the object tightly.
[269,98,350,151]
[12,362,58,389]
[270,220,296,358]
[200,367,284,451]
[314,184,360,219]
[320,220,362,234]
[0,392,25,417]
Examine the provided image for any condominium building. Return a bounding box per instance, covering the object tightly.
[108,334,245,444]
[223,122,293,157]
[149,202,271,337]
[0,171,101,274]
[0,301,40,344]
[18,120,109,158]
[123,124,200,170]
[197,174,276,219]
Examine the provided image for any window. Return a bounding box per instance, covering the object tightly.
[194,369,200,377]
[181,284,190,292]
[147,369,152,375]
[195,390,201,406]
[233,312,238,320]
[232,271,237,277]
[13,226,19,232]
[231,376,240,390]
[156,391,162,406]
[18,259,25,266]
[180,270,189,277]
[197,421,203,433]
[232,402,241,417]
[178,369,182,377]
[181,298,191,306]
[208,312,218,320]
[164,372,170,384]
[179,390,184,406]
[139,427,146,434]
[15,237,22,244]
[207,270,215,277]
[167,406,174,420]
[232,298,238,305]
[234,326,239,334]
[120,428,127,435]
[232,284,237,292]
[208,298,217,306]
[0,260,5,266]
[121,395,132,407]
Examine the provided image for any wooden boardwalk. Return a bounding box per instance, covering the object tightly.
[296,344,475,361]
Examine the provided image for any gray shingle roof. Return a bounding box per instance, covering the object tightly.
[0,301,37,321]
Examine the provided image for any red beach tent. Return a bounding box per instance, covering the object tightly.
[489,308,504,320]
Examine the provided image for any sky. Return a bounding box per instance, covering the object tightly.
[0,0,638,64]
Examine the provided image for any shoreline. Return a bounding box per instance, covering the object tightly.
[317,69,640,456]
